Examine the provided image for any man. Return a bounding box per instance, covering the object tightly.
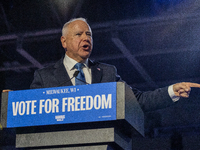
[30,18,200,112]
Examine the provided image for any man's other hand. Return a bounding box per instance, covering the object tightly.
[173,82,200,98]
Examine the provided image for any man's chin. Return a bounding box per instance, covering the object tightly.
[82,51,91,57]
[80,54,90,60]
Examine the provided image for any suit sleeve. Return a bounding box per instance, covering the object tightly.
[112,65,175,112]
[132,87,175,112]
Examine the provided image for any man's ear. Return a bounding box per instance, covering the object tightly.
[61,36,67,49]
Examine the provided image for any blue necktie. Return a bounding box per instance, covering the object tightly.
[74,63,86,85]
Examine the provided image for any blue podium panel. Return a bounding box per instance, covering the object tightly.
[7,82,117,128]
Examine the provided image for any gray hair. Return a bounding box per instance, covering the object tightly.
[62,18,90,36]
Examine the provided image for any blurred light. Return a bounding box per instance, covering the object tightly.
[53,0,79,18]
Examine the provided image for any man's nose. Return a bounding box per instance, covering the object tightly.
[82,33,90,41]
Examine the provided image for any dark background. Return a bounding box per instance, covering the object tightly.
[0,0,200,149]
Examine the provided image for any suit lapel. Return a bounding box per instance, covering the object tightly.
[53,58,73,86]
[90,60,103,84]
[53,58,102,86]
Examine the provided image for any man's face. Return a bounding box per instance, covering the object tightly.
[61,20,93,62]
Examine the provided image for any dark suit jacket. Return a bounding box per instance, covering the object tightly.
[30,58,175,112]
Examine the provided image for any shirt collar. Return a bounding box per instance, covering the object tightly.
[63,54,89,70]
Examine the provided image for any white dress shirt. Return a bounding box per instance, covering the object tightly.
[63,54,91,85]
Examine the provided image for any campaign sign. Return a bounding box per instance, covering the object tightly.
[6,82,117,128]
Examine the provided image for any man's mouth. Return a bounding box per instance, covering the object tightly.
[82,44,90,50]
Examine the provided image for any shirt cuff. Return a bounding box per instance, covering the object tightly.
[168,85,180,102]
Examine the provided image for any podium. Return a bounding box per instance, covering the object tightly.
[1,82,144,150]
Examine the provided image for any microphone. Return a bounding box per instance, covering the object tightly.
[57,71,79,87]
[73,70,80,78]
